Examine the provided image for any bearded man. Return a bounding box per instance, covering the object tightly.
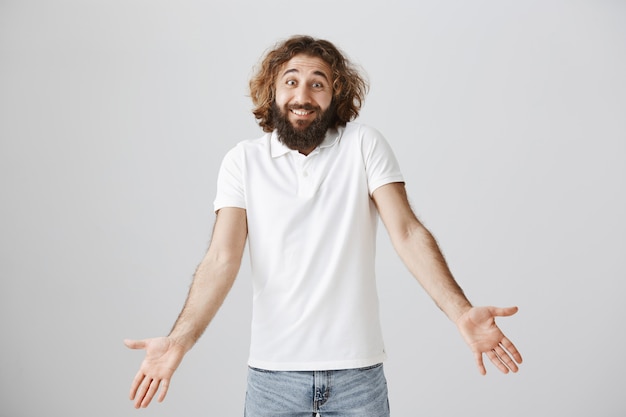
[125,35,523,417]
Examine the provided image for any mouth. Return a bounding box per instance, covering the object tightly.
[290,108,314,117]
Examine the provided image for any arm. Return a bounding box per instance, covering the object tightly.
[124,207,247,408]
[372,182,470,320]
[372,182,522,374]
[168,207,248,349]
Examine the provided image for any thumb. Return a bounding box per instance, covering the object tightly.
[124,339,147,350]
[489,306,519,318]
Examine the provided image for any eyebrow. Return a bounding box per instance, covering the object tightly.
[281,68,330,82]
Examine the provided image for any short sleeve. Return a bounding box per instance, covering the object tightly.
[213,144,246,212]
[360,125,405,195]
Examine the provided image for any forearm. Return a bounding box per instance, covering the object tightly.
[168,252,241,351]
[393,222,472,322]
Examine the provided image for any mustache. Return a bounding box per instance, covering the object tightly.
[287,103,319,111]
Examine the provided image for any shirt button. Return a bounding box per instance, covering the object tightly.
[302,171,309,177]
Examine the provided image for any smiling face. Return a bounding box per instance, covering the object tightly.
[271,54,336,154]
[274,54,334,131]
[250,36,369,135]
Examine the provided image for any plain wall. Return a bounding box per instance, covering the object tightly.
[1,1,625,416]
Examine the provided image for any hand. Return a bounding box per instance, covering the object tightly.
[124,337,186,408]
[455,306,523,375]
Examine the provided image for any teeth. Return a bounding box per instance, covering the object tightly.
[292,109,311,116]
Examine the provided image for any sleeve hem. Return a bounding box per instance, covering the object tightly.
[213,200,246,213]
[368,175,405,196]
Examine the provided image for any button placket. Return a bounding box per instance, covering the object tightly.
[295,153,316,197]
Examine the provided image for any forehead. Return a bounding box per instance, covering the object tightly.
[278,54,332,80]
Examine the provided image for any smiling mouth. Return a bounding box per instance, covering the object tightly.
[291,109,314,116]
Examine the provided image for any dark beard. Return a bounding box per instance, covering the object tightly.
[271,101,336,152]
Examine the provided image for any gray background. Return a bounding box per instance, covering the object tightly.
[1,1,625,416]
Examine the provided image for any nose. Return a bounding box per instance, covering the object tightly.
[293,84,312,105]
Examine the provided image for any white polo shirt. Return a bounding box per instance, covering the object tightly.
[214,122,404,371]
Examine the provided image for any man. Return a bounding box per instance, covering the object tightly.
[125,35,522,416]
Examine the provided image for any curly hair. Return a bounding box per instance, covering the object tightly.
[249,35,369,133]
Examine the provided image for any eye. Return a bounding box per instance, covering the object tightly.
[312,82,323,89]
[286,79,297,86]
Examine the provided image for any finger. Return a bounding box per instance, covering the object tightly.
[501,336,523,364]
[487,349,510,374]
[474,352,487,376]
[494,345,519,373]
[129,371,144,400]
[124,339,147,350]
[489,306,519,318]
[134,378,152,409]
[141,379,161,408]
[158,379,170,403]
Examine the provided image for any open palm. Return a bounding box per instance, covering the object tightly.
[455,306,523,375]
[124,337,186,408]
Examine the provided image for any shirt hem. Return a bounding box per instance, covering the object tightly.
[247,353,388,371]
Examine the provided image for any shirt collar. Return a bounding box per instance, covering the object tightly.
[270,127,342,158]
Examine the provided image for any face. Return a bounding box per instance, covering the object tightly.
[274,54,334,131]
[272,54,335,153]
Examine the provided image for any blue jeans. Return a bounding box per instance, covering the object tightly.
[244,363,390,417]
